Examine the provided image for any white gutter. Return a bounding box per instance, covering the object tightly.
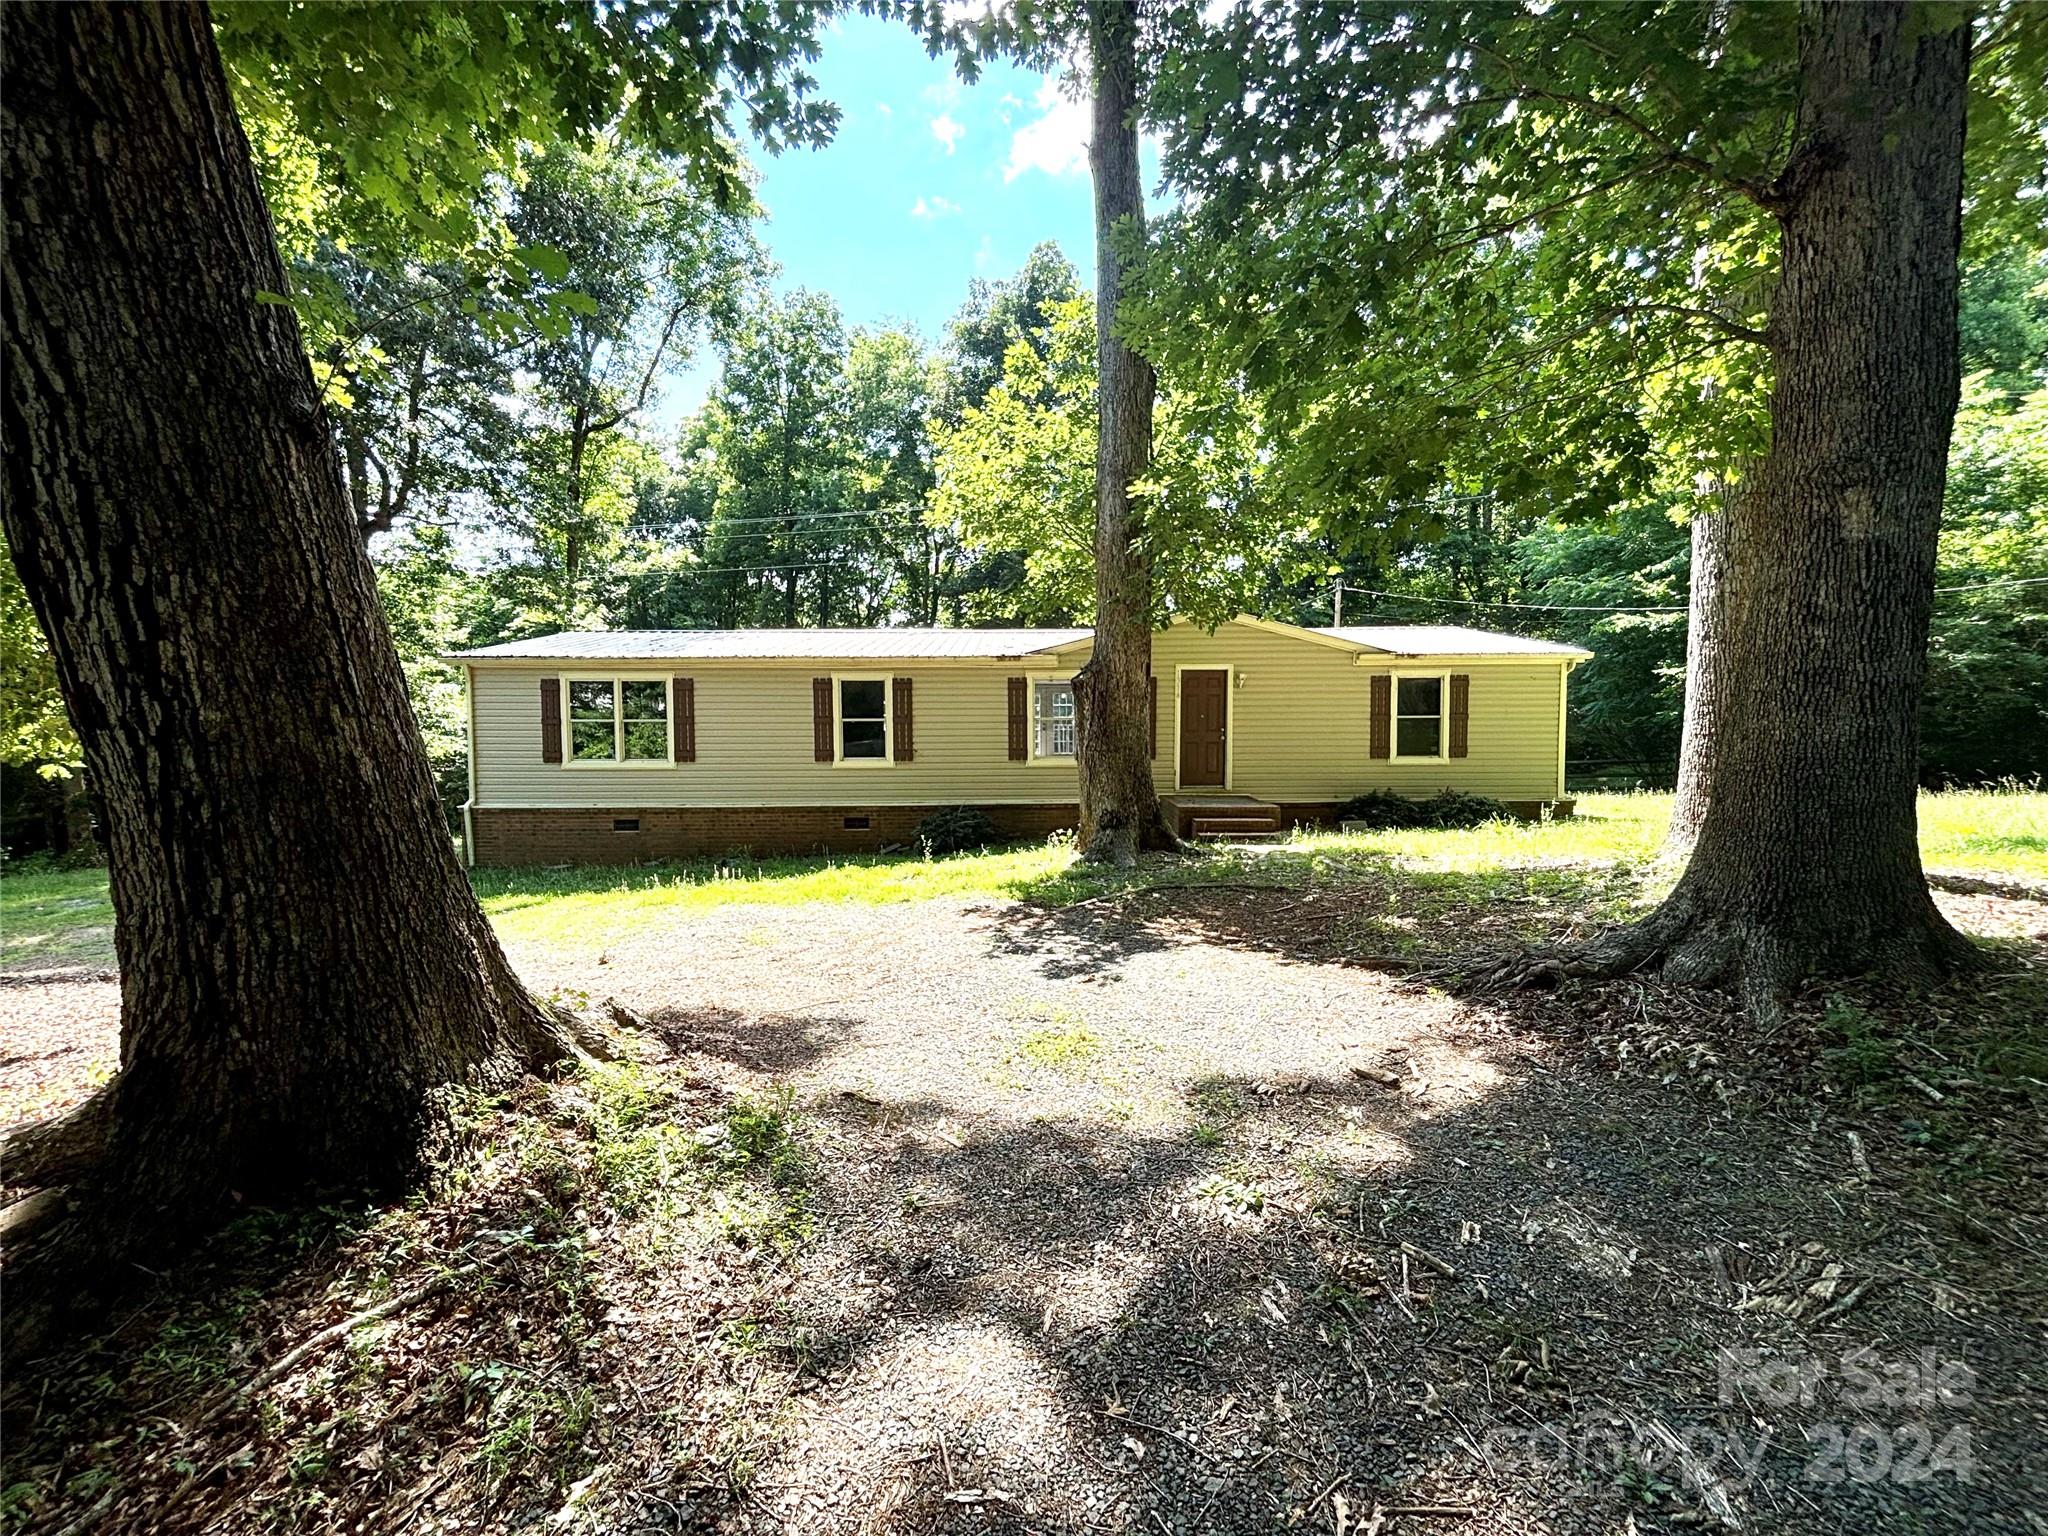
[1349,651,1594,666]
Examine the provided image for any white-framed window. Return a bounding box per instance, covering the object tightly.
[566,676,670,764]
[1033,679,1077,759]
[834,675,891,764]
[1392,672,1447,760]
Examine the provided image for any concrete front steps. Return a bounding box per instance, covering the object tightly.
[1165,794,1287,843]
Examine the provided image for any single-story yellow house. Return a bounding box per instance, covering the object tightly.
[449,615,1590,865]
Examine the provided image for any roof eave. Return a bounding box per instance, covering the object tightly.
[1348,649,1594,664]
[1225,613,1391,654]
[444,646,1095,664]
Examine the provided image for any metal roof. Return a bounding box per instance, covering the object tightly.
[450,628,1093,661]
[1314,624,1592,658]
[450,620,1589,663]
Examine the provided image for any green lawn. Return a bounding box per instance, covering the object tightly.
[4,788,2042,973]
[477,787,2046,944]
[0,866,116,972]
[1915,782,2048,879]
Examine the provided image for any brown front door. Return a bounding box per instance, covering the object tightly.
[1179,669,1229,787]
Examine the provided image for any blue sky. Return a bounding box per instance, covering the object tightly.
[663,13,1159,421]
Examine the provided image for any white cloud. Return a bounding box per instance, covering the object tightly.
[931,112,966,155]
[875,101,894,119]
[910,195,962,221]
[1004,77,1090,182]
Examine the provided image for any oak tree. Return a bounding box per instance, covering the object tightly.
[1141,1,2046,1005]
[910,0,1179,862]
[0,0,830,1334]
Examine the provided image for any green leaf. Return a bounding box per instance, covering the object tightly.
[513,244,571,284]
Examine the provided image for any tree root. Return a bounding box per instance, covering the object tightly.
[1078,800,1182,868]
[531,995,623,1065]
[1079,822,1140,869]
[1,1084,114,1191]
[1478,885,1982,1023]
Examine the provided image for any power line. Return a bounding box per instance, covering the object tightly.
[1933,575,2048,594]
[667,559,929,578]
[1334,574,2048,618]
[674,562,837,577]
[1335,583,1683,615]
[625,524,931,547]
[621,504,929,532]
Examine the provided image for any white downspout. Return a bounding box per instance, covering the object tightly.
[462,662,478,869]
[1556,659,1576,805]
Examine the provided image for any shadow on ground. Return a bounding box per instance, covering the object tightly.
[6,878,2044,1536]
[980,852,1645,983]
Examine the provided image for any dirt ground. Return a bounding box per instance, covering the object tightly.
[4,872,2045,1536]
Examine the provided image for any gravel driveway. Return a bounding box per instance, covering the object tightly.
[6,882,2042,1536]
[501,888,2048,1536]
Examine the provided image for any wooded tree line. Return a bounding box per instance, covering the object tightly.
[1,0,2043,1344]
[9,191,2039,843]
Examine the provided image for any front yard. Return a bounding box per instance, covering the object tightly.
[3,789,2045,1534]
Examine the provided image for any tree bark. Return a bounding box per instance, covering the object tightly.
[1,1,565,1322]
[1074,0,1177,866]
[1532,2,1978,1008]
[1662,492,1731,855]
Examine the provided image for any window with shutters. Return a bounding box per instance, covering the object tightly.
[1033,680,1077,759]
[1392,673,1447,760]
[833,676,892,765]
[563,676,670,764]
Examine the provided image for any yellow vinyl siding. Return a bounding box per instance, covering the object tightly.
[471,662,1079,809]
[1084,620,1563,803]
[467,618,1567,811]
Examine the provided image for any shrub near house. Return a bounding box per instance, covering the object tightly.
[450,615,1590,865]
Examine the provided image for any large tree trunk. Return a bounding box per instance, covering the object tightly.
[1073,0,1177,866]
[1541,3,1977,1008]
[1662,493,1731,854]
[1,2,565,1322]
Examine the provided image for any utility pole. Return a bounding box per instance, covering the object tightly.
[1332,579,1344,626]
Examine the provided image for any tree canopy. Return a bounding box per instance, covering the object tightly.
[6,1,2044,867]
[1132,2,2047,535]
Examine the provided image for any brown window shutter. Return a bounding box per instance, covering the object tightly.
[1368,673,1391,760]
[813,677,834,762]
[540,677,562,763]
[674,676,696,763]
[1148,672,1158,760]
[1006,676,1028,761]
[892,676,914,762]
[1448,673,1470,758]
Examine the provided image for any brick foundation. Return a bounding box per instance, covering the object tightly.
[470,804,1080,866]
[471,795,1575,866]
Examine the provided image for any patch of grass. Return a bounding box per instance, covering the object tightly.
[1191,1169,1265,1215]
[1293,791,1670,873]
[462,1362,597,1491]
[0,865,115,971]
[1820,993,1901,1086]
[473,836,1122,943]
[1917,780,2048,880]
[1014,1018,1102,1072]
[1185,1075,1246,1146]
[1187,1077,1244,1119]
[17,791,2037,978]
[996,1000,1113,1087]
[576,1067,812,1251]
[1970,980,2048,1085]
